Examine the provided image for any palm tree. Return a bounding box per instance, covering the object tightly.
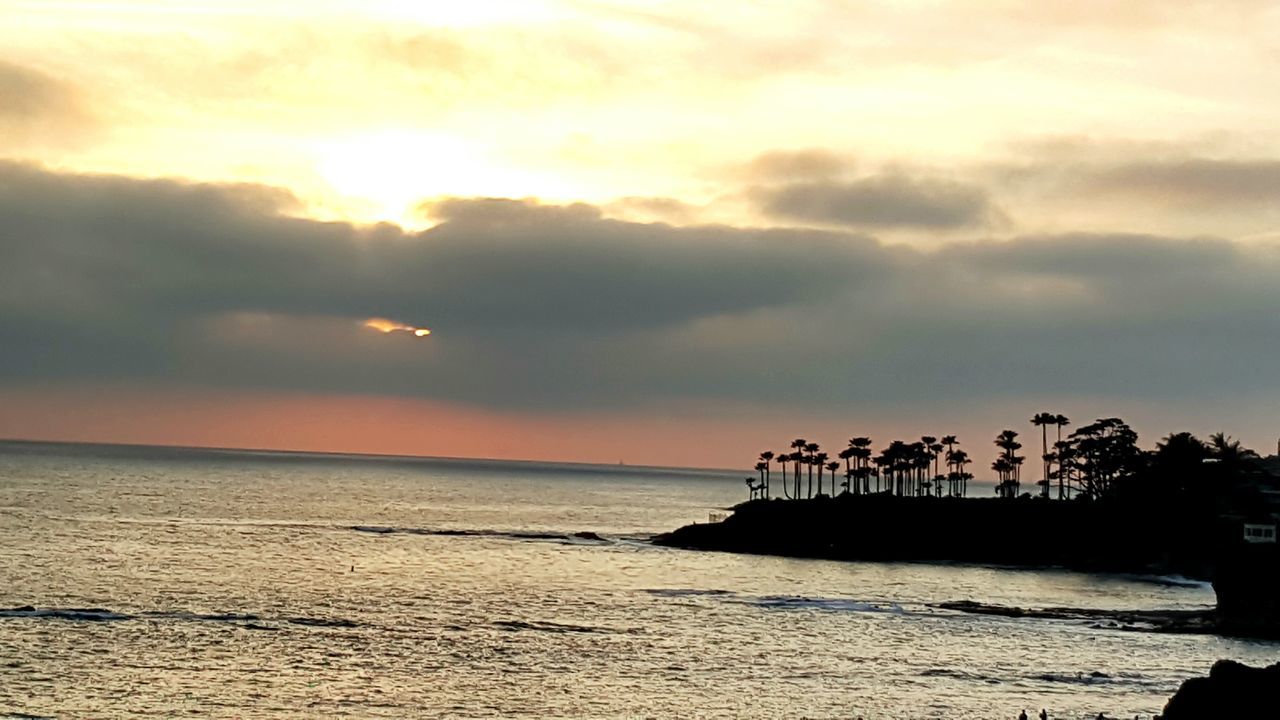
[814,451,830,495]
[838,447,854,490]
[759,451,774,498]
[848,437,873,494]
[1031,413,1057,499]
[826,461,840,494]
[775,452,792,499]
[790,439,807,498]
[1209,432,1259,464]
[1053,415,1071,499]
[754,461,768,492]
[994,430,1023,498]
[928,440,945,496]
[941,435,958,495]
[804,442,819,498]
[948,449,970,497]
[791,451,805,499]
[992,457,1012,496]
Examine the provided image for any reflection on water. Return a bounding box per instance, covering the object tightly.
[0,441,1274,719]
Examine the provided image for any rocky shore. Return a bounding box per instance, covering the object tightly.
[655,494,1220,579]
[1158,660,1280,718]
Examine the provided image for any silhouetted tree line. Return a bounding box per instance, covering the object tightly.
[745,413,1272,509]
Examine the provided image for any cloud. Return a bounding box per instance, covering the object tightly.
[1081,159,1280,208]
[739,149,852,182]
[985,140,1280,238]
[751,174,999,230]
[3,161,1280,418]
[0,60,93,147]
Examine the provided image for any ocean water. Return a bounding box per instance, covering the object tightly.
[1,441,1276,719]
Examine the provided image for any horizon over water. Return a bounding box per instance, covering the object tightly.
[0,437,741,474]
[2,440,1276,719]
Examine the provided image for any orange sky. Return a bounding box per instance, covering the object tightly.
[0,384,795,468]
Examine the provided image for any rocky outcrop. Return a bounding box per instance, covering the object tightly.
[655,494,1219,579]
[1159,660,1280,718]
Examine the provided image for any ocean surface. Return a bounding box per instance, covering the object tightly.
[1,440,1276,719]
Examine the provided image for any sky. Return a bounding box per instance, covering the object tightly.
[2,0,1280,469]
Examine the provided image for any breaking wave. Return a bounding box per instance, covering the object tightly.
[643,589,904,614]
[0,606,358,630]
[349,525,611,545]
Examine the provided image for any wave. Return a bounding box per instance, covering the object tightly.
[1030,670,1155,687]
[0,606,130,622]
[919,668,1002,684]
[917,667,1153,688]
[349,525,611,545]
[493,619,608,634]
[0,605,357,630]
[740,595,906,614]
[642,589,904,614]
[642,588,733,598]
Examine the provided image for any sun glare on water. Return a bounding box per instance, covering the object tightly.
[363,317,432,337]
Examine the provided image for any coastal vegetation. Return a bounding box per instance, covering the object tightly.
[668,413,1279,586]
[742,413,1268,509]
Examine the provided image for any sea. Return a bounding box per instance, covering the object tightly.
[1,440,1276,719]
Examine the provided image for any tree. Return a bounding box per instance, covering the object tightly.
[790,439,807,498]
[1031,412,1058,499]
[947,448,971,497]
[928,439,945,496]
[759,451,774,498]
[1067,418,1141,500]
[804,442,819,497]
[993,430,1023,498]
[1209,432,1259,466]
[826,461,841,493]
[814,451,830,495]
[1053,415,1071,498]
[775,453,792,499]
[848,437,874,494]
[838,447,855,492]
[1152,432,1212,500]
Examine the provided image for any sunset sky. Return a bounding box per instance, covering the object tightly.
[2,1,1280,468]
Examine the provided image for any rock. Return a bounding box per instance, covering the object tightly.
[1159,659,1280,718]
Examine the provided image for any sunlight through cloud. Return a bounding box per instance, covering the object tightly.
[363,317,432,337]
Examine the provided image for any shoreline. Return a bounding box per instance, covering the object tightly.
[655,494,1221,580]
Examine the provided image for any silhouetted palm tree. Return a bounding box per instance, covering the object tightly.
[790,439,807,498]
[994,430,1023,498]
[759,451,774,498]
[848,437,873,494]
[826,460,840,493]
[804,442,819,497]
[815,451,830,496]
[948,448,971,497]
[1209,432,1259,464]
[1053,414,1071,498]
[1031,412,1057,499]
[775,452,792,499]
[941,435,958,495]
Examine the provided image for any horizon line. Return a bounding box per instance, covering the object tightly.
[0,435,740,475]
